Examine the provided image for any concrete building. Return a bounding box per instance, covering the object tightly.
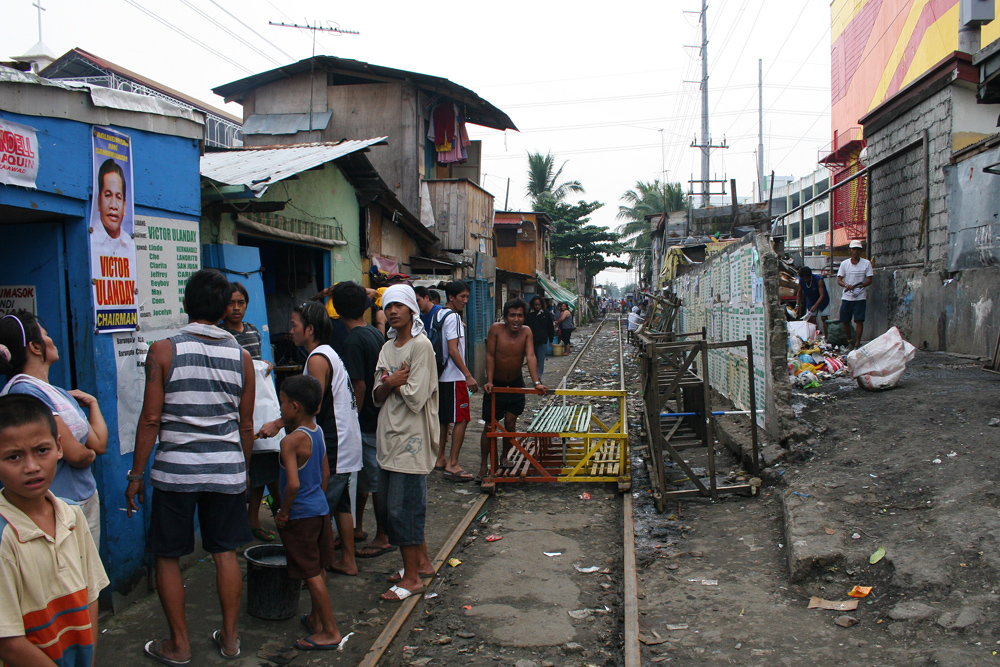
[770,167,831,259]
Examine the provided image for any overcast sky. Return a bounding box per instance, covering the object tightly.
[4,0,831,286]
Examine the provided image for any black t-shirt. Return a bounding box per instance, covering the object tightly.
[342,324,385,433]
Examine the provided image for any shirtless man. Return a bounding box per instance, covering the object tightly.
[478,298,547,480]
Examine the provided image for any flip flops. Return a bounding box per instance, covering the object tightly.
[143,640,191,667]
[356,544,396,558]
[211,630,240,660]
[381,584,426,601]
[296,636,340,651]
[442,469,474,482]
[387,567,434,583]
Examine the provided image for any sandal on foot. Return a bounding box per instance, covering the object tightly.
[443,469,474,482]
[252,527,276,542]
[381,584,426,601]
[143,640,191,667]
[211,630,240,660]
[296,636,340,651]
[357,544,396,558]
[388,567,434,583]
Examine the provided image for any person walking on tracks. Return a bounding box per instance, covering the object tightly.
[837,240,873,349]
[526,295,555,381]
[125,269,256,664]
[434,281,478,481]
[556,302,575,354]
[373,285,439,601]
[478,298,547,481]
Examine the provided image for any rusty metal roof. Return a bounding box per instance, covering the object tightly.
[200,138,388,195]
[213,56,516,132]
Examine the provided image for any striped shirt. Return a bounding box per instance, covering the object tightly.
[0,492,109,667]
[150,323,247,494]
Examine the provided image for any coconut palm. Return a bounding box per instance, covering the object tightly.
[616,180,686,284]
[526,152,585,207]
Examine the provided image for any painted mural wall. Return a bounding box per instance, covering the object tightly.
[831,0,1000,136]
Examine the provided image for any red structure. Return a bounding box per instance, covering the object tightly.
[819,127,868,247]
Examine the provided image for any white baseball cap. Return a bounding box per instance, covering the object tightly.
[849,240,864,249]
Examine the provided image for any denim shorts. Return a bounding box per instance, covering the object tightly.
[376,469,426,547]
[358,432,379,495]
[839,299,867,323]
[325,471,353,515]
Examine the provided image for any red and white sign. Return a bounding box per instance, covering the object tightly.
[0,119,38,189]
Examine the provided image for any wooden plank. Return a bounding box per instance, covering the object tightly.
[623,492,641,667]
[358,494,489,667]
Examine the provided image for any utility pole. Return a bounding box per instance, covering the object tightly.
[758,59,765,202]
[688,0,728,208]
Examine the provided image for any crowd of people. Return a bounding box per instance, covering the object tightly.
[0,268,573,665]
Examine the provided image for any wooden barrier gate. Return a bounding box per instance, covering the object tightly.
[480,387,631,493]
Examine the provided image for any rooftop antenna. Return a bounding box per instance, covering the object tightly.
[32,1,45,42]
[269,20,360,134]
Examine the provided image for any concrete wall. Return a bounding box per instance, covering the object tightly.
[862,81,1000,357]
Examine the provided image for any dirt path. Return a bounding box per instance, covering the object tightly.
[632,345,1000,666]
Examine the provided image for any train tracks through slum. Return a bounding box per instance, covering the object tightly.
[358,316,641,667]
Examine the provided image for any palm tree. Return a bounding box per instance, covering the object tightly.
[616,180,686,284]
[526,152,585,207]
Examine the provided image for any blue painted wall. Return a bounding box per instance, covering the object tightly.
[0,110,201,598]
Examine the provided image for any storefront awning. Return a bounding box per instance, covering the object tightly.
[535,272,578,312]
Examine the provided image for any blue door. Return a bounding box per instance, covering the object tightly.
[202,244,273,364]
[0,223,71,389]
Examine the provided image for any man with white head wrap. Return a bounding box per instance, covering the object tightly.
[627,306,643,331]
[372,285,439,601]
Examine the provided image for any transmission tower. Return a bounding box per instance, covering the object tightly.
[686,0,728,207]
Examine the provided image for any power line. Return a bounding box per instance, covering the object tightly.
[209,0,295,61]
[473,66,686,89]
[179,0,284,67]
[123,0,253,74]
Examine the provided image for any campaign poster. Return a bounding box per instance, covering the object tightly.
[0,118,38,188]
[89,126,138,333]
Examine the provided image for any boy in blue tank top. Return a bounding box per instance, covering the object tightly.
[273,375,343,651]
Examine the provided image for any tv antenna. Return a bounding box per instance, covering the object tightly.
[269,20,359,58]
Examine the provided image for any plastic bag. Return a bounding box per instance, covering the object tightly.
[252,360,285,452]
[788,321,817,343]
[847,327,917,391]
[788,335,802,356]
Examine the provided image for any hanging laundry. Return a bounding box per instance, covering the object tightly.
[427,103,471,165]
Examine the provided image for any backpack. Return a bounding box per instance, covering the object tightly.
[427,308,456,376]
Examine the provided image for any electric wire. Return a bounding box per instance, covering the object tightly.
[123,0,253,74]
[179,0,284,67]
[209,0,296,61]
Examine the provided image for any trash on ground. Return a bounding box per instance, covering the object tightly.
[869,546,886,564]
[824,527,837,535]
[808,596,860,611]
[851,533,861,539]
[485,534,503,542]
[931,458,943,464]
[665,623,689,631]
[574,564,600,573]
[835,615,859,628]
[447,558,462,567]
[847,586,873,598]
[639,634,669,645]
[461,605,473,610]
[544,552,562,557]
[579,492,591,500]
[423,592,438,599]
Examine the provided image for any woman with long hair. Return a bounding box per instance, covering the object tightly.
[0,312,108,545]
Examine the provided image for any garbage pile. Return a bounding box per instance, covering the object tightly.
[787,322,850,389]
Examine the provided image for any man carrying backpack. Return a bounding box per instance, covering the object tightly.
[433,281,477,482]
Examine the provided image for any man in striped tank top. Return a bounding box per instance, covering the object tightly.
[125,269,256,665]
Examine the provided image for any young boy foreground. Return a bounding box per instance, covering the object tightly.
[0,393,109,667]
[273,375,343,651]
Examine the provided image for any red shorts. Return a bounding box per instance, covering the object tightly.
[438,380,470,424]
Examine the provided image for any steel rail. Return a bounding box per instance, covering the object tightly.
[359,315,620,665]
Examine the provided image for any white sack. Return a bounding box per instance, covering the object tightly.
[847,326,917,391]
[787,320,817,342]
[252,360,285,452]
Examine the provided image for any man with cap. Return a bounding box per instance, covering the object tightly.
[372,285,439,601]
[836,240,874,349]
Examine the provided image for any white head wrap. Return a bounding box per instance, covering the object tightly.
[382,284,424,339]
[632,306,640,314]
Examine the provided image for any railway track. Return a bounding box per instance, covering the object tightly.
[359,316,641,666]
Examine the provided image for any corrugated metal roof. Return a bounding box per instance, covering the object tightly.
[200,138,388,196]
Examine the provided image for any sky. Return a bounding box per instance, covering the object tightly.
[3,0,832,287]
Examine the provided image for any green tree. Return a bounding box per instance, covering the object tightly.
[535,198,628,278]
[526,151,585,207]
[616,180,686,286]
